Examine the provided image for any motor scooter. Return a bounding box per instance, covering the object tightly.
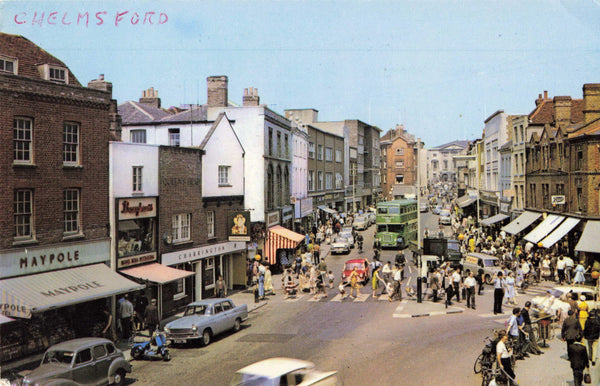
[130,330,171,361]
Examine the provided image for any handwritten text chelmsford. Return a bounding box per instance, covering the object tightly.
[14,11,168,27]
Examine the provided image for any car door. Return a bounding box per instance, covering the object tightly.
[92,344,111,385]
[72,348,96,385]
[212,303,225,334]
[221,300,235,330]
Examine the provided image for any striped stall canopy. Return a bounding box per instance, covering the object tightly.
[264,225,305,265]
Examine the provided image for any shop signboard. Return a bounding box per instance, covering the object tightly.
[282,206,293,222]
[118,252,157,269]
[0,239,110,278]
[162,241,246,266]
[228,210,251,242]
[1,291,32,318]
[266,210,280,228]
[118,197,157,220]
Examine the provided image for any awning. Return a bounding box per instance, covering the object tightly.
[576,221,600,253]
[456,195,476,208]
[480,213,509,227]
[264,225,305,265]
[120,263,194,285]
[539,217,581,249]
[524,214,565,244]
[0,264,144,319]
[501,211,542,235]
[0,314,15,324]
[119,220,140,232]
[317,205,337,214]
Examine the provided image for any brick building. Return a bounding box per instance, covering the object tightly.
[380,125,420,200]
[0,33,140,364]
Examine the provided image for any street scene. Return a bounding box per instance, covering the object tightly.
[2,1,600,386]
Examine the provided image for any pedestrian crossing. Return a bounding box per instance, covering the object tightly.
[284,291,394,303]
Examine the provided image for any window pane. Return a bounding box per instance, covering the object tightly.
[64,189,80,233]
[14,190,32,237]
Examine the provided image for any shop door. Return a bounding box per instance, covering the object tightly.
[201,258,215,299]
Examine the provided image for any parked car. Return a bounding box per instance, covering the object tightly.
[419,202,429,212]
[230,357,340,386]
[439,209,451,225]
[461,253,502,284]
[339,229,355,247]
[366,211,376,225]
[531,286,599,318]
[341,258,370,285]
[432,205,443,215]
[164,298,248,346]
[19,337,131,386]
[331,237,351,254]
[353,215,369,230]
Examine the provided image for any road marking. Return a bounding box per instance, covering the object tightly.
[353,293,369,302]
[284,294,307,302]
[308,294,328,302]
[378,294,391,301]
[330,294,345,302]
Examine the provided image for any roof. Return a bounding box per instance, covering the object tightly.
[47,337,113,351]
[235,358,315,378]
[160,105,207,122]
[528,97,584,125]
[187,298,234,306]
[430,140,470,150]
[344,258,368,264]
[0,32,81,86]
[118,101,172,124]
[120,263,194,284]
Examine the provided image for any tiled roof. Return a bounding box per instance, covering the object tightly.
[118,101,172,124]
[528,98,583,124]
[568,117,600,139]
[160,106,207,122]
[0,32,81,86]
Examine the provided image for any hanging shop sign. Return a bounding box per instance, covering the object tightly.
[228,211,251,242]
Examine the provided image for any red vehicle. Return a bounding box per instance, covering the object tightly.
[341,258,370,285]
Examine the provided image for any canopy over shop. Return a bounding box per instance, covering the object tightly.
[501,211,542,235]
[539,217,581,249]
[524,214,565,244]
[264,225,305,269]
[480,213,509,227]
[576,221,600,254]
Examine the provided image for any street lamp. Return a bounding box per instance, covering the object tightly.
[416,138,423,303]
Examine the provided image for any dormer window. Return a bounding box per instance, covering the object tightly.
[0,55,17,74]
[49,66,67,83]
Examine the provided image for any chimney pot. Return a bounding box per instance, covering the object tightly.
[544,90,548,99]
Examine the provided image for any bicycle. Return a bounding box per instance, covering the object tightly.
[474,336,497,374]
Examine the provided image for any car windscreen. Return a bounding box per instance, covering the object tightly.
[334,238,348,244]
[42,350,74,365]
[483,259,499,267]
[344,263,364,271]
[230,373,273,386]
[184,305,208,316]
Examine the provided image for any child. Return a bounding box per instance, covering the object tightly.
[327,270,335,289]
[338,282,347,299]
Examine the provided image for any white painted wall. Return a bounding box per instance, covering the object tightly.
[483,112,508,192]
[110,142,159,198]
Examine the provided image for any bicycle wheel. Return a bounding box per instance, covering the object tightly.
[474,353,484,374]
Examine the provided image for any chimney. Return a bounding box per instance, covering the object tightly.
[207,75,228,107]
[139,87,161,109]
[583,83,600,124]
[87,74,113,95]
[544,90,548,99]
[553,96,572,125]
[535,93,543,106]
[243,86,260,106]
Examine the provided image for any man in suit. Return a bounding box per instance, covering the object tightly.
[568,335,589,386]
[563,309,583,360]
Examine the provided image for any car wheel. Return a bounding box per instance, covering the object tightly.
[233,318,241,332]
[112,369,126,386]
[202,329,212,346]
[485,274,493,285]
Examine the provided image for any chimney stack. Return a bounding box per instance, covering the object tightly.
[207,76,228,107]
[583,83,600,124]
[243,87,260,106]
[544,90,548,99]
[87,74,113,94]
[553,96,572,125]
[139,87,161,109]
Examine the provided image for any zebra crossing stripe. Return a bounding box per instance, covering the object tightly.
[284,294,307,302]
[353,293,369,302]
[330,294,344,302]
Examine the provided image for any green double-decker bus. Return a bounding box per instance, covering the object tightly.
[375,199,418,249]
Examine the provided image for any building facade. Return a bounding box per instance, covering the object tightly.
[380,125,419,200]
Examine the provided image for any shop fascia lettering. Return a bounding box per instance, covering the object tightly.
[40,281,104,297]
[162,241,246,265]
[20,250,79,269]
[120,200,154,216]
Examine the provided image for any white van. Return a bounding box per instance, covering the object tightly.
[461,253,502,284]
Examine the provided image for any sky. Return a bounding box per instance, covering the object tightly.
[2,0,600,147]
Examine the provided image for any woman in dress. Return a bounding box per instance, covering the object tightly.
[573,261,588,286]
[504,271,517,306]
[349,267,360,298]
[264,266,274,295]
[372,266,383,297]
[541,255,552,281]
[580,295,590,330]
[309,265,318,294]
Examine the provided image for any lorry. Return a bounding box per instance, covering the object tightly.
[410,237,462,265]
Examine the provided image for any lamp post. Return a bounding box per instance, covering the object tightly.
[416,138,423,303]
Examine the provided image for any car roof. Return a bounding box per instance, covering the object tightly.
[187,298,231,306]
[465,253,499,260]
[47,337,112,351]
[236,357,315,377]
[345,258,367,264]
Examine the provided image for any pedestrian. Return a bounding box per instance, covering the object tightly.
[382,261,392,284]
[349,267,360,299]
[584,309,600,366]
[541,255,551,281]
[463,271,476,309]
[430,268,440,303]
[521,301,543,355]
[557,256,567,284]
[119,294,134,340]
[372,266,383,297]
[452,267,462,302]
[338,281,347,299]
[395,250,406,281]
[101,309,116,342]
[258,262,266,300]
[568,335,590,386]
[493,271,505,315]
[574,261,588,287]
[506,307,527,360]
[389,265,403,301]
[504,271,517,306]
[579,295,589,331]
[313,243,321,265]
[134,293,148,331]
[216,275,227,298]
[144,298,159,335]
[264,266,274,295]
[476,268,484,295]
[496,330,516,384]
[563,309,584,360]
[327,270,335,289]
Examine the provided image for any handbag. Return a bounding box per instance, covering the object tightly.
[584,372,591,384]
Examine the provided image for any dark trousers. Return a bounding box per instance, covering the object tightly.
[558,269,566,284]
[313,251,320,265]
[494,288,504,314]
[432,289,438,302]
[453,282,460,301]
[445,285,454,306]
[391,280,402,300]
[573,368,584,386]
[466,287,475,308]
[477,282,484,295]
[121,317,132,339]
[146,323,157,335]
[501,357,516,384]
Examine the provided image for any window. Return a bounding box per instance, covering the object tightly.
[277,132,282,157]
[218,165,231,186]
[14,189,33,239]
[132,166,143,192]
[0,56,16,74]
[443,160,448,170]
[284,134,289,158]
[64,189,80,234]
[317,145,323,160]
[576,145,583,170]
[174,278,185,300]
[325,172,333,189]
[92,345,107,359]
[268,128,273,156]
[130,129,146,143]
[207,211,215,238]
[75,349,92,364]
[325,147,333,161]
[13,117,32,164]
[172,213,191,242]
[169,128,180,147]
[63,122,79,165]
[308,143,315,159]
[48,66,67,83]
[336,173,343,189]
[395,174,404,183]
[317,171,323,190]
[395,160,404,168]
[335,149,342,163]
[222,301,233,311]
[308,170,314,191]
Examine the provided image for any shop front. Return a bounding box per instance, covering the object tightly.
[0,256,143,364]
[293,197,314,234]
[161,241,247,302]
[116,197,158,268]
[264,226,305,272]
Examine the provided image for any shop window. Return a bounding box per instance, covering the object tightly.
[174,278,185,300]
[117,217,156,258]
[172,213,191,243]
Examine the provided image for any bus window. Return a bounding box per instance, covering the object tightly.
[389,207,400,214]
[378,208,388,214]
[377,225,388,233]
[388,224,404,233]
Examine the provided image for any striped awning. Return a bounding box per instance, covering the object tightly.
[264,226,305,265]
